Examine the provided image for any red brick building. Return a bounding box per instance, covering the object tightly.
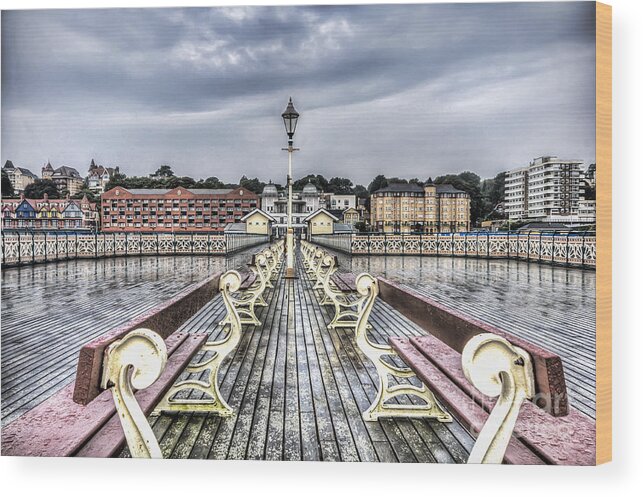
[101,186,259,232]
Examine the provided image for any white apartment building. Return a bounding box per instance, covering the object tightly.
[321,193,356,211]
[578,199,596,222]
[260,181,322,236]
[505,156,584,221]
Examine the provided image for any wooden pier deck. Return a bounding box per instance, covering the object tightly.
[1,247,596,461]
[125,257,475,462]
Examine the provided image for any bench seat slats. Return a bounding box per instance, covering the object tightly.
[0,331,195,458]
[73,272,222,405]
[75,333,209,458]
[392,335,596,465]
[378,277,568,417]
[389,337,544,465]
[407,335,596,465]
[331,272,357,292]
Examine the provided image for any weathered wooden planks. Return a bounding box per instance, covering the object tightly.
[132,255,477,462]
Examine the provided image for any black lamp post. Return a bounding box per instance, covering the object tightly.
[281,97,300,278]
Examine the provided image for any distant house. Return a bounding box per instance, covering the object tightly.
[342,207,360,226]
[304,208,339,236]
[42,162,84,196]
[86,159,117,194]
[241,209,275,236]
[2,160,38,194]
[1,193,98,231]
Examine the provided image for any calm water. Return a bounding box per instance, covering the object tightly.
[0,249,262,425]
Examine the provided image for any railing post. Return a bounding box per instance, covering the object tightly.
[31,231,35,264]
[581,231,586,268]
[17,231,21,265]
[526,233,530,263]
[75,232,78,259]
[140,233,143,256]
[566,232,571,266]
[552,232,556,264]
[539,231,543,263]
[44,232,48,263]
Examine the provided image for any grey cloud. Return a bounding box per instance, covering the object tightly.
[2,2,596,184]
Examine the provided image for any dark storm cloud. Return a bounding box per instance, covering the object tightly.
[1,3,596,184]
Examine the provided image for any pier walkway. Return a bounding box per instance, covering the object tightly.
[128,256,475,462]
[1,248,596,461]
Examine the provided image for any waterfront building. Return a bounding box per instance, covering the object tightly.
[100,186,258,232]
[241,209,275,235]
[583,163,596,188]
[370,182,470,234]
[1,193,98,230]
[504,156,584,221]
[86,159,117,194]
[356,198,370,226]
[305,208,339,235]
[2,160,38,193]
[578,200,597,222]
[342,207,360,226]
[41,162,84,196]
[260,181,322,236]
[321,193,356,211]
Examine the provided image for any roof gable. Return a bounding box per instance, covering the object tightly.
[304,208,339,222]
[241,208,275,222]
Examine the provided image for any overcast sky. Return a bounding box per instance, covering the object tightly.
[1,2,596,186]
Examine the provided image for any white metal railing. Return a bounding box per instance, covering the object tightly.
[1,231,269,266]
[310,232,596,268]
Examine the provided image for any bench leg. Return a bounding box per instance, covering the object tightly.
[102,328,168,458]
[352,273,452,423]
[153,271,244,417]
[360,342,452,422]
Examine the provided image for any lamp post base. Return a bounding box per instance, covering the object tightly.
[284,227,298,279]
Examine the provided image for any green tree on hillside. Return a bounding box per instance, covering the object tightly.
[239,176,266,194]
[327,177,353,194]
[368,174,388,194]
[24,179,60,199]
[153,165,175,177]
[1,170,15,198]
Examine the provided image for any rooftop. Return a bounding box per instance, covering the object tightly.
[374,183,466,195]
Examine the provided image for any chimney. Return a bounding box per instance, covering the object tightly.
[43,193,48,201]
[20,193,25,201]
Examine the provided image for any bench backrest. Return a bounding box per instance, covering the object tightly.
[73,272,223,405]
[377,277,568,417]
